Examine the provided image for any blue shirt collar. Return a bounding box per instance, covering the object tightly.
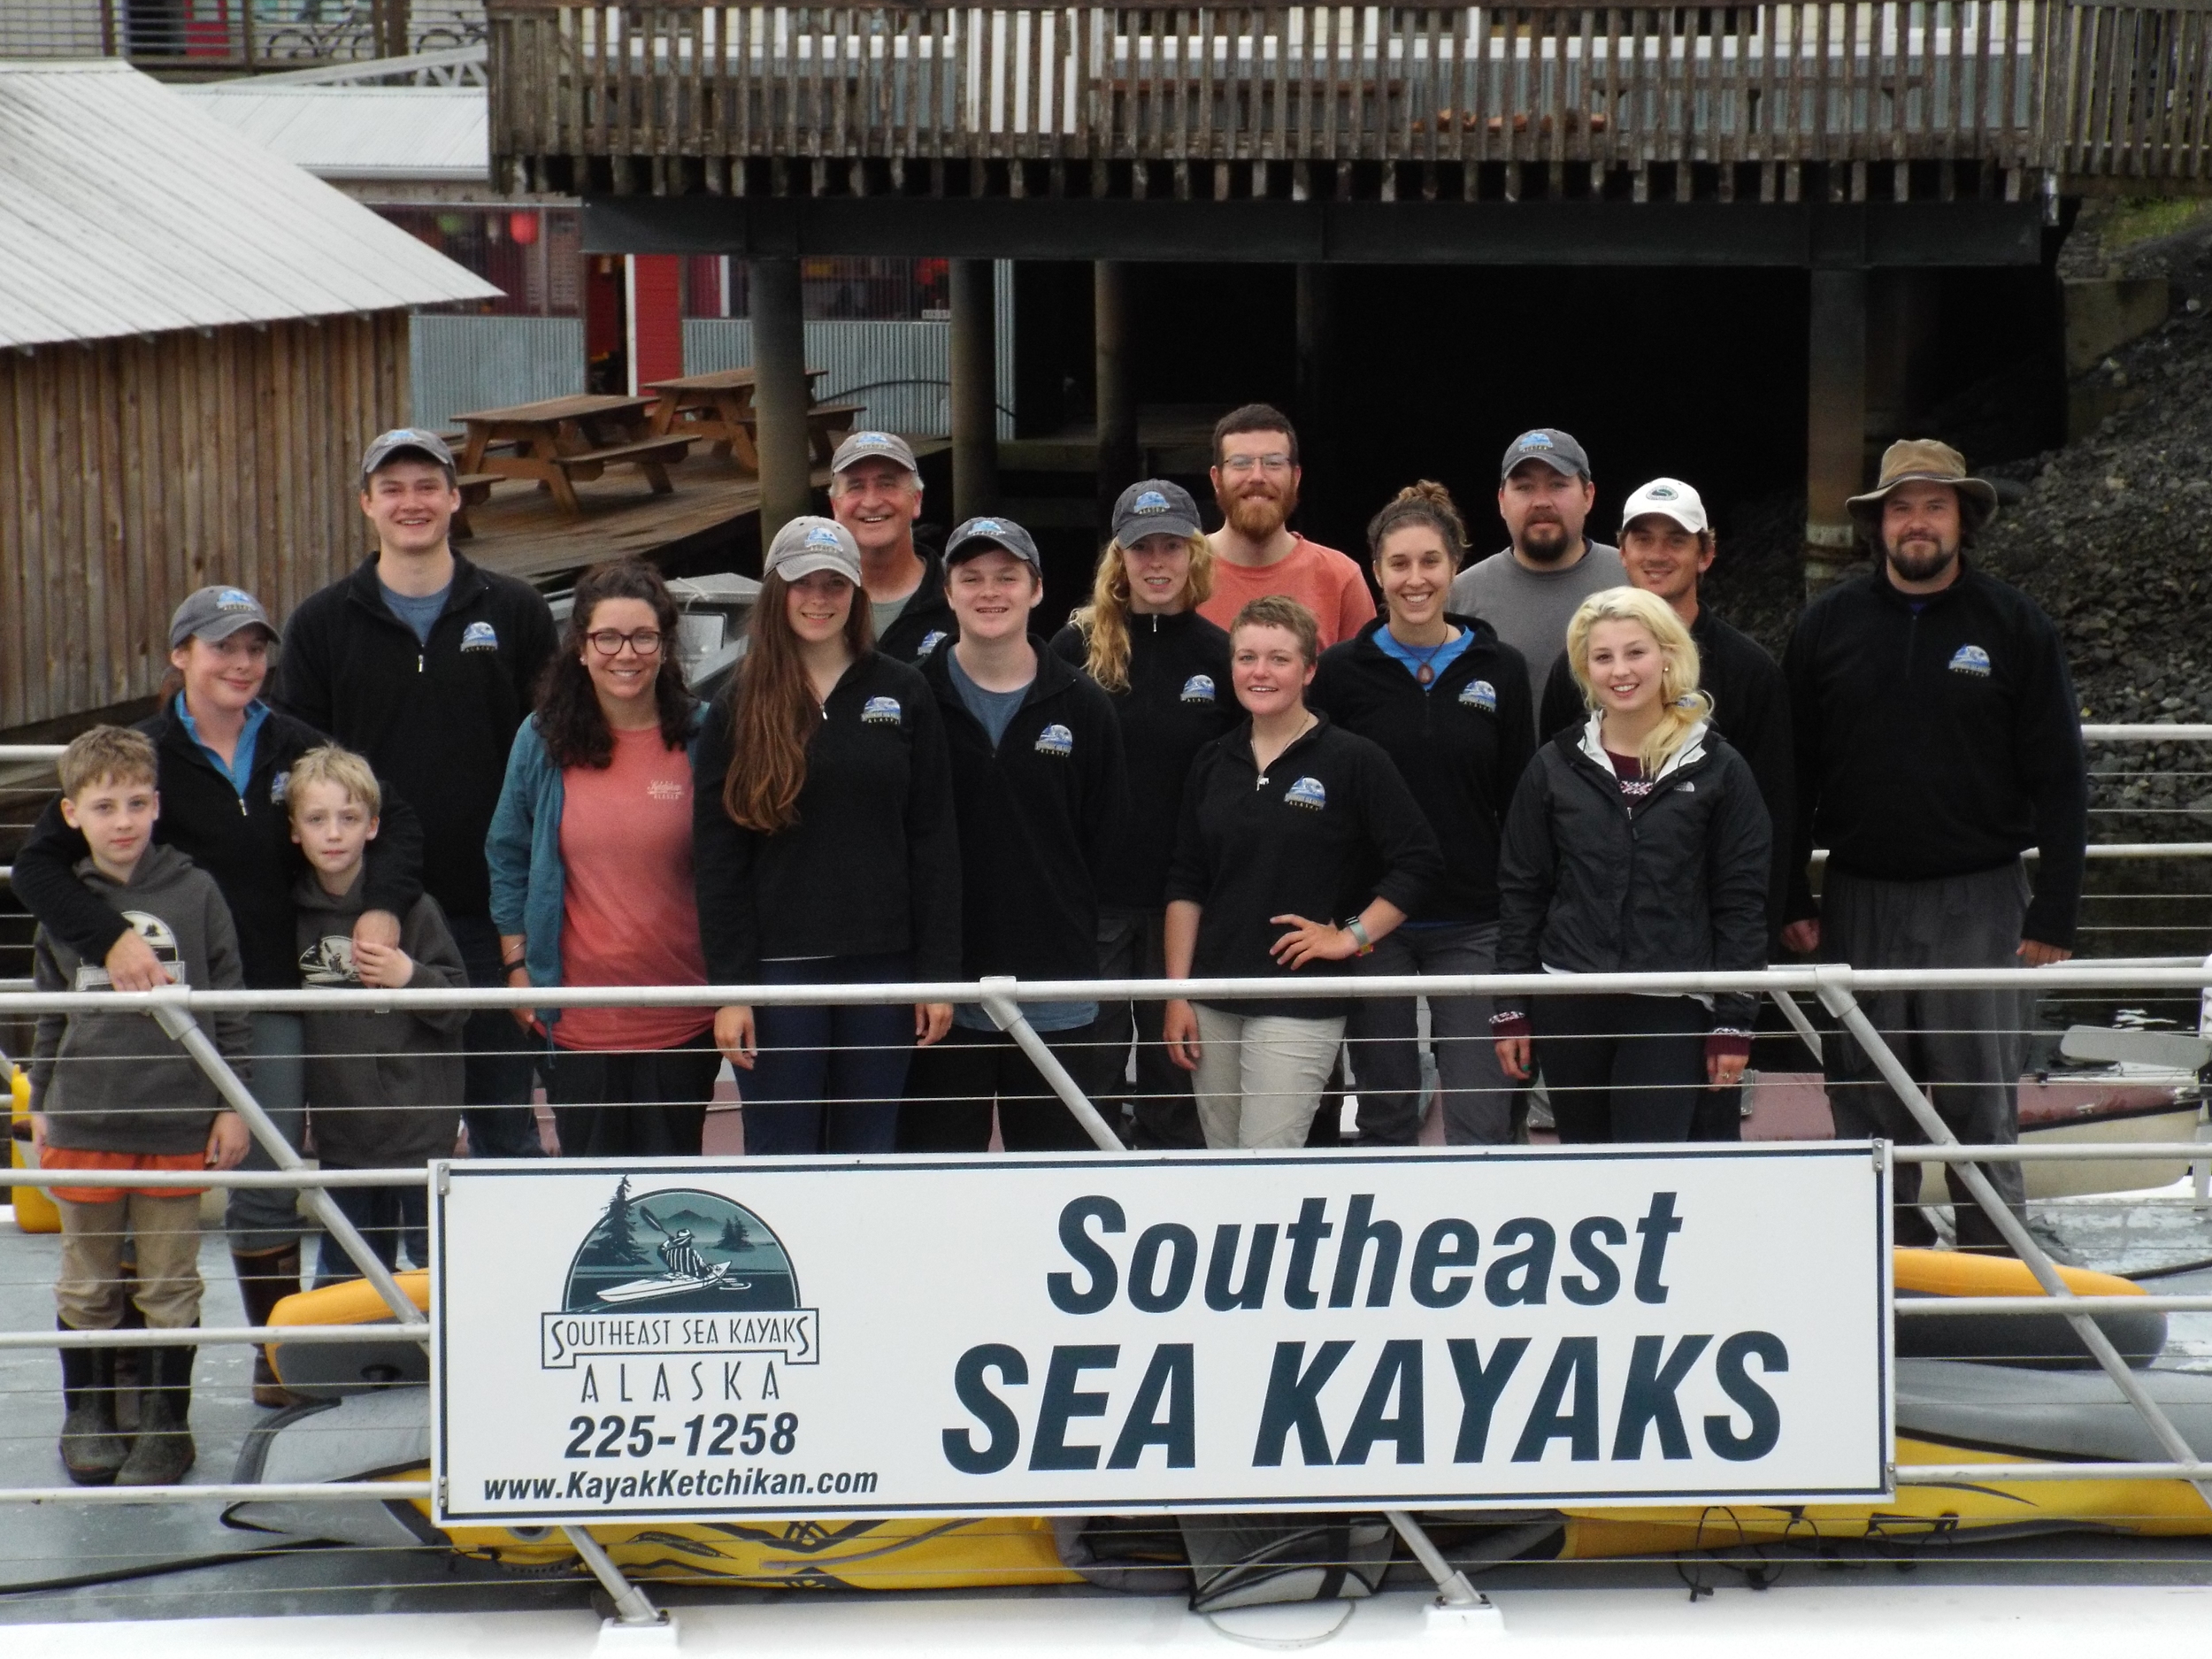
[176,695,270,797]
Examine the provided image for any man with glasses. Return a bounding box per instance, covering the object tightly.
[828,430,958,664]
[1197,403,1376,650]
[276,429,559,1159]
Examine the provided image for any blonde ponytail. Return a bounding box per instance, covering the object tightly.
[1563,587,1712,774]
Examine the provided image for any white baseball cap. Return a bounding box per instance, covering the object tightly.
[1618,478,1709,536]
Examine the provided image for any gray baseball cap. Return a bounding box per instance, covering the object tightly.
[1111,480,1202,545]
[764,516,864,585]
[945,515,1042,570]
[360,426,456,486]
[1500,427,1592,481]
[170,584,275,649]
[831,429,919,475]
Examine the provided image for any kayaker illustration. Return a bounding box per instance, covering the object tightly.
[593,1200,750,1307]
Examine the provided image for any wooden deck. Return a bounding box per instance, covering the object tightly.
[458,440,946,587]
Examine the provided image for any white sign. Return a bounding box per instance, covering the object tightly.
[431,1147,1891,1526]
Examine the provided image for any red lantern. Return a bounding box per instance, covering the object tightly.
[510,211,542,247]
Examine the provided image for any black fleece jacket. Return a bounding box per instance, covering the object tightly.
[1782,558,2087,948]
[1312,614,1535,926]
[1049,610,1237,911]
[11,700,425,990]
[1166,714,1444,1018]
[875,553,960,666]
[1497,723,1770,1034]
[274,552,557,922]
[1540,603,1796,937]
[692,652,964,985]
[921,639,1129,987]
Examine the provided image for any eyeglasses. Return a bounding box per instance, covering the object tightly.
[586,629,664,657]
[1220,453,1293,475]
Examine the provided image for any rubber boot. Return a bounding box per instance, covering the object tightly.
[233,1243,304,1408]
[57,1325,130,1486]
[115,1340,196,1486]
[111,1287,147,1434]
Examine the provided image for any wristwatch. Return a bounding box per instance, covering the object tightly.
[1344,917,1375,956]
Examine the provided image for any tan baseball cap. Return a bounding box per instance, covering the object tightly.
[1847,439,2000,527]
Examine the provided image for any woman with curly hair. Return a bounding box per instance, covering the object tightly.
[1049,480,1236,1148]
[487,558,712,1156]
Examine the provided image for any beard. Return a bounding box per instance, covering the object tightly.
[1222,478,1298,541]
[1516,517,1575,564]
[1885,533,1959,585]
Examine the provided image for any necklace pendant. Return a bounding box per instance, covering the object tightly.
[1416,664,1434,686]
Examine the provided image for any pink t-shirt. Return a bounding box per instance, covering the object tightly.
[554,723,710,1053]
[1198,534,1378,650]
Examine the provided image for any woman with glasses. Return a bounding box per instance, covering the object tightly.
[487,559,715,1156]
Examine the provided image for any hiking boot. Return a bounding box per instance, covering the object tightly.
[58,1333,130,1486]
[115,1340,196,1486]
[233,1243,304,1408]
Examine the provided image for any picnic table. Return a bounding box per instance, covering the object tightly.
[450,393,694,518]
[644,368,864,469]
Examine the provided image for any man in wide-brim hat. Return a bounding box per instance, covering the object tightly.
[1780,438,2087,1254]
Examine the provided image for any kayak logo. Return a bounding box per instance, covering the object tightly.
[74,910,187,991]
[298,933,359,987]
[1460,679,1498,713]
[215,588,257,611]
[1949,643,1992,678]
[916,630,949,659]
[862,695,903,725]
[1646,484,1679,500]
[804,525,845,550]
[1034,722,1075,757]
[1179,674,1217,704]
[1513,431,1555,453]
[461,620,500,652]
[541,1178,818,1371]
[1284,776,1327,810]
[1133,490,1171,515]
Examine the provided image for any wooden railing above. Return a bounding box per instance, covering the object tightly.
[485,2,2212,199]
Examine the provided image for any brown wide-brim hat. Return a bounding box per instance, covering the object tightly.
[1847,438,2001,528]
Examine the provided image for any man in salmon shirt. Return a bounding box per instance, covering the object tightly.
[1197,403,1377,650]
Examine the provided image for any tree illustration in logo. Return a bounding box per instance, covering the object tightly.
[595,1175,649,1266]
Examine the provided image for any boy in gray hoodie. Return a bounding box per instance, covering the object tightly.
[30,726,250,1486]
[288,746,468,1286]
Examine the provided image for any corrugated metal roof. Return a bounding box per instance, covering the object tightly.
[0,60,499,349]
[175,83,488,183]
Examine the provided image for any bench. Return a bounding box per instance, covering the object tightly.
[732,402,869,465]
[450,471,502,541]
[546,435,695,504]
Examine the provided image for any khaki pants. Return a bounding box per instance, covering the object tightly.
[1193,1007,1346,1150]
[55,1192,205,1330]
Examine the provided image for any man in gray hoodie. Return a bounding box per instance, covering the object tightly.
[30,726,250,1487]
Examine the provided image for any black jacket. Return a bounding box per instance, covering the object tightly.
[12,700,425,990]
[692,652,964,985]
[921,639,1129,987]
[875,553,959,666]
[273,552,557,922]
[1167,714,1444,1018]
[1311,615,1535,926]
[1540,603,1795,937]
[1497,721,1770,1033]
[1782,559,2087,948]
[1049,611,1237,911]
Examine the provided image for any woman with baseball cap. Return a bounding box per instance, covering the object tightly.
[1311,481,1537,1145]
[487,559,715,1157]
[1164,595,1443,1149]
[1050,480,1236,1148]
[11,584,427,1405]
[693,517,962,1155]
[1492,587,1770,1141]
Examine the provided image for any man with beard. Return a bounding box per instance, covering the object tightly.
[1196,403,1376,649]
[1448,428,1624,722]
[1782,440,2086,1254]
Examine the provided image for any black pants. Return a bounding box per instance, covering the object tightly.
[900,1020,1117,1152]
[1095,910,1203,1150]
[449,914,547,1157]
[1532,993,1708,1143]
[545,1032,720,1158]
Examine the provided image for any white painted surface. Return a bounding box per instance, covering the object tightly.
[175,84,488,183]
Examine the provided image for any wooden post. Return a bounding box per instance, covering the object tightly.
[1803,269,1868,595]
[752,257,814,544]
[950,259,1000,520]
[1094,260,1139,528]
[373,0,411,60]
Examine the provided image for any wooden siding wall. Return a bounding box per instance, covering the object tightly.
[0,311,408,732]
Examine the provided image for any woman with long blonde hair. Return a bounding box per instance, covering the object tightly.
[1049,480,1235,1148]
[1492,586,1770,1141]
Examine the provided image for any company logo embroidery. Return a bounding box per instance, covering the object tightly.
[861,695,903,725]
[461,620,500,652]
[853,431,895,448]
[215,588,257,611]
[1647,484,1679,500]
[970,518,1006,537]
[298,934,359,987]
[804,525,845,550]
[1949,644,1993,678]
[269,769,291,806]
[1034,723,1075,757]
[1460,679,1498,712]
[1285,776,1327,810]
[916,630,949,658]
[1515,431,1555,452]
[1676,781,1696,794]
[1179,674,1217,704]
[1133,490,1171,515]
[541,1179,819,1371]
[648,778,686,803]
[73,911,187,991]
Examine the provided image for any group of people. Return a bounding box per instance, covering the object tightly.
[19,403,2087,1488]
